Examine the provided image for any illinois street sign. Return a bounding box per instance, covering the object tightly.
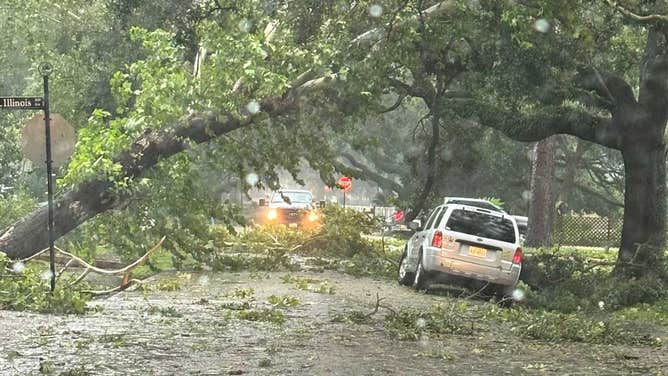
[0,96,44,110]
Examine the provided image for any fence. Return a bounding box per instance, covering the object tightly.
[346,205,397,220]
[552,215,622,247]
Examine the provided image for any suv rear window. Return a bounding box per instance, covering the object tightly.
[445,209,516,243]
[445,199,501,212]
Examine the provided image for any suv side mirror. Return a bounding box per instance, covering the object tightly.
[408,220,421,231]
[259,198,267,207]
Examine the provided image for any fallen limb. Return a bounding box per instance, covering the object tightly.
[81,278,146,296]
[22,236,165,275]
[19,236,165,294]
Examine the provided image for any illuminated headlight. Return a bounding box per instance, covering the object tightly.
[308,211,318,222]
[267,209,278,220]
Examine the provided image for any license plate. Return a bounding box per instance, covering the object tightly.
[468,246,487,258]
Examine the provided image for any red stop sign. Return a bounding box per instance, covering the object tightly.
[338,176,352,193]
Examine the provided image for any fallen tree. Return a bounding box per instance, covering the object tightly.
[0,2,456,260]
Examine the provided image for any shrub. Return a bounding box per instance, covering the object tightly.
[384,304,475,340]
[0,252,91,314]
[520,249,667,312]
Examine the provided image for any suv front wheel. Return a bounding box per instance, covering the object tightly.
[412,250,430,290]
[397,250,414,286]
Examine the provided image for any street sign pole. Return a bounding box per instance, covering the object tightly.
[39,62,56,293]
[337,176,352,209]
[0,63,55,292]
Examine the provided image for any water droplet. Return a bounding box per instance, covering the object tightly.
[245,173,259,186]
[533,19,550,33]
[246,101,261,114]
[511,288,526,301]
[369,4,383,17]
[418,332,430,347]
[198,275,210,286]
[467,0,481,10]
[238,19,253,33]
[41,270,53,281]
[521,190,533,202]
[12,261,25,274]
[441,149,454,162]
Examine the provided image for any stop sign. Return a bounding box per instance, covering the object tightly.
[338,176,352,193]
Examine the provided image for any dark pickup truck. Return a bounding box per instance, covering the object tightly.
[256,189,323,227]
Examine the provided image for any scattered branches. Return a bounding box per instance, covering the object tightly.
[23,236,165,295]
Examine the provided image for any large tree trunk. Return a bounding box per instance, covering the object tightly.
[558,138,590,207]
[525,136,559,247]
[615,142,667,277]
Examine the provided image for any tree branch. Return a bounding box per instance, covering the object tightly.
[452,99,623,150]
[339,152,405,194]
[605,0,668,24]
[377,93,407,114]
[352,1,458,47]
[406,111,440,222]
[576,68,637,109]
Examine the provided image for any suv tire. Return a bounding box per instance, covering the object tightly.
[397,250,414,286]
[412,250,430,291]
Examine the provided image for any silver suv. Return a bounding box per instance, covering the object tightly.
[398,203,522,304]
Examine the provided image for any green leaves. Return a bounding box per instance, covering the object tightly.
[0,252,91,314]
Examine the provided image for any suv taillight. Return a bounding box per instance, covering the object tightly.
[432,231,443,248]
[512,247,522,264]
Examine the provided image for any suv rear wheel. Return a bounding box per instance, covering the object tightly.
[412,250,430,290]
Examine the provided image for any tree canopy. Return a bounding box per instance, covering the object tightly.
[1,0,667,278]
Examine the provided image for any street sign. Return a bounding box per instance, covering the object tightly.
[21,113,76,168]
[338,176,352,193]
[0,96,44,110]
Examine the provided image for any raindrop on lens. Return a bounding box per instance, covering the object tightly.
[512,288,525,301]
[12,261,25,274]
[416,318,426,328]
[198,275,210,286]
[369,4,383,18]
[246,101,261,114]
[533,18,550,33]
[441,149,454,162]
[41,270,53,281]
[521,190,533,202]
[467,0,481,9]
[245,173,259,186]
[238,19,253,33]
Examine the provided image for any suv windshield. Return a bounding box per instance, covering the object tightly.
[271,191,313,204]
[445,209,516,243]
